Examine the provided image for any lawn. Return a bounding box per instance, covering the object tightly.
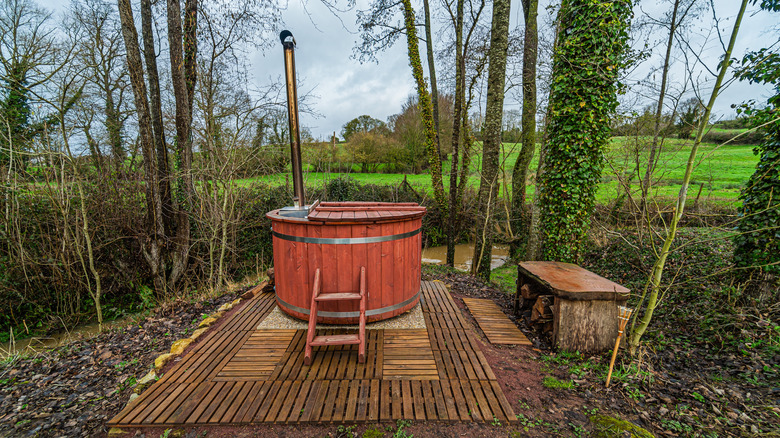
[235,136,759,207]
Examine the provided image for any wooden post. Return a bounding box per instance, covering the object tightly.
[606,305,633,387]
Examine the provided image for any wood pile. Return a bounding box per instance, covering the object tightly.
[517,282,555,335]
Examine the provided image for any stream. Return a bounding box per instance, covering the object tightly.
[422,243,510,272]
[1,315,134,359]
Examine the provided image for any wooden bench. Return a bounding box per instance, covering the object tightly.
[514,261,630,354]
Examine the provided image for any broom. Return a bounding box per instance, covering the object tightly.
[606,305,633,388]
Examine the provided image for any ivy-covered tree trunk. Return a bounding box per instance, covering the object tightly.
[422,0,441,160]
[538,0,632,263]
[472,0,511,280]
[400,0,447,216]
[733,13,780,304]
[734,117,780,302]
[509,0,538,260]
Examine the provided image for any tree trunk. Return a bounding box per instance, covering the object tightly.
[537,0,631,263]
[640,0,681,223]
[140,0,174,236]
[628,0,748,354]
[472,0,511,279]
[509,0,538,260]
[446,0,466,267]
[400,0,447,217]
[166,0,197,288]
[103,88,124,166]
[117,0,167,294]
[422,0,441,159]
[525,17,561,262]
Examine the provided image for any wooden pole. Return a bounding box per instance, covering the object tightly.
[605,334,622,387]
[606,306,632,388]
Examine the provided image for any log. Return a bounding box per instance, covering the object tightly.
[531,295,553,322]
[520,283,538,300]
[266,267,275,285]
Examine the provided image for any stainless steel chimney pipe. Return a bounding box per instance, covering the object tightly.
[280,30,306,208]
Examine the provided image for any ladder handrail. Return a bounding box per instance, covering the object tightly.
[358,266,366,362]
[304,266,367,365]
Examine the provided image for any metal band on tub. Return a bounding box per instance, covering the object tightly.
[271,227,421,244]
[275,290,420,318]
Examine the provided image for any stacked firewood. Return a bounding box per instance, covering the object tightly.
[517,282,555,334]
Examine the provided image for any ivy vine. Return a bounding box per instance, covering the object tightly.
[400,0,447,214]
[733,46,780,279]
[538,0,633,262]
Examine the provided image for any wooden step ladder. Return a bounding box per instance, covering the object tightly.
[304,267,367,365]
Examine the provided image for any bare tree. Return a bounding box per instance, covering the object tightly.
[472,0,511,279]
[509,0,539,259]
[69,0,131,170]
[627,0,749,354]
[0,0,63,169]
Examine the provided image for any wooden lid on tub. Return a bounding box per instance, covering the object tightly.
[306,201,426,223]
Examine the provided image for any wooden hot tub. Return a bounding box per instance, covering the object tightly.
[267,201,426,324]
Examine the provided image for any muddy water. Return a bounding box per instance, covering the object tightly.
[422,243,510,272]
[1,316,134,359]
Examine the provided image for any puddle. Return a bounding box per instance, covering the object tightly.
[422,243,510,272]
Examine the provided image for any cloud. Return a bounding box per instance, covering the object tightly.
[250,0,415,139]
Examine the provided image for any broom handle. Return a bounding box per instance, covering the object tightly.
[605,334,622,388]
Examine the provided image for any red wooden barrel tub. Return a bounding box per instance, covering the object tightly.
[267,201,426,324]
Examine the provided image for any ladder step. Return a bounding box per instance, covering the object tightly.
[314,292,362,301]
[309,334,361,346]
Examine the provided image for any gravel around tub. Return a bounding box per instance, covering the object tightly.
[256,304,426,330]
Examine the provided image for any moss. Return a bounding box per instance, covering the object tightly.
[590,415,654,438]
[169,338,193,355]
[542,376,575,390]
[361,425,384,438]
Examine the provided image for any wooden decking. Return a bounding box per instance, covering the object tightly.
[108,281,517,427]
[463,298,532,346]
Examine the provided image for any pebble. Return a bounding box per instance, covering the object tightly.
[257,305,426,330]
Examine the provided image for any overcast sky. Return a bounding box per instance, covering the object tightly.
[48,0,778,140]
[250,0,777,139]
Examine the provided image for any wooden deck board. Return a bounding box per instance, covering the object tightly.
[463,298,532,346]
[108,282,517,427]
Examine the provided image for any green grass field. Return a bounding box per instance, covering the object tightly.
[236,135,760,207]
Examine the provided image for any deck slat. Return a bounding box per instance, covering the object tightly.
[463,298,532,345]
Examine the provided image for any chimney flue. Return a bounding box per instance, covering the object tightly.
[281,30,305,209]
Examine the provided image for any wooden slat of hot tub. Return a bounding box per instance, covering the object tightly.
[107,282,517,427]
[307,201,426,223]
[319,201,419,207]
